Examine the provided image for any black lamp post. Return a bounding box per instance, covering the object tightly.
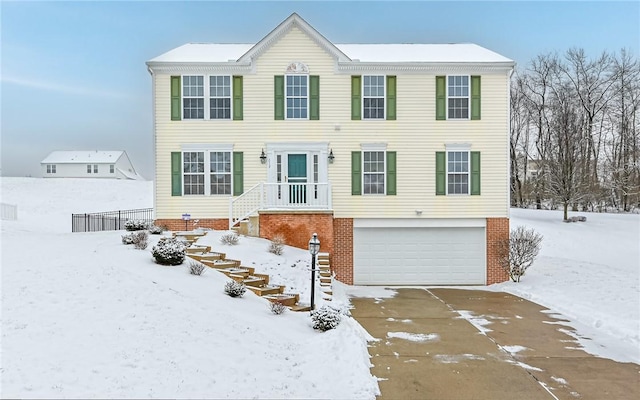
[308,233,320,311]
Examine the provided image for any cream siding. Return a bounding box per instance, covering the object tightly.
[153,26,510,221]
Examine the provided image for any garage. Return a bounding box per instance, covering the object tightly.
[353,223,486,285]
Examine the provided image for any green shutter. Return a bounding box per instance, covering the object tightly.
[436,76,446,120]
[171,76,181,121]
[471,75,481,120]
[386,76,396,120]
[233,76,243,120]
[386,151,396,195]
[436,151,446,195]
[310,75,319,120]
[274,75,284,120]
[171,152,182,196]
[351,151,362,195]
[233,152,244,196]
[471,151,481,195]
[351,76,361,120]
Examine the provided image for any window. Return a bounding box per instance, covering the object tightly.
[93,165,98,173]
[447,151,469,194]
[209,76,231,119]
[363,76,385,119]
[110,165,115,173]
[183,75,204,119]
[286,75,308,119]
[183,152,205,195]
[447,76,469,119]
[363,151,385,194]
[87,165,92,173]
[209,152,231,195]
[46,164,56,173]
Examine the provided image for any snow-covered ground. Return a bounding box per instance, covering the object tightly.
[1,178,638,398]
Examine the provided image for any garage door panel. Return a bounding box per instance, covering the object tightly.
[354,227,485,285]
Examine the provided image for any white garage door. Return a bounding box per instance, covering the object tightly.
[353,227,485,285]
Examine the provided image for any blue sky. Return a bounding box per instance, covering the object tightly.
[1,0,638,179]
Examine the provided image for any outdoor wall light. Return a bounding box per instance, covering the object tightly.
[328,149,335,164]
[260,149,267,164]
[308,233,320,311]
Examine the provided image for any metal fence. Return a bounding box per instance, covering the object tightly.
[1,203,18,220]
[72,208,154,232]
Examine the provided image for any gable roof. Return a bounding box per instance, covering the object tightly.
[41,151,125,164]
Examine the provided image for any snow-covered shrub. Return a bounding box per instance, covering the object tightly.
[133,231,149,250]
[495,226,543,282]
[220,232,239,245]
[151,237,187,265]
[125,219,149,231]
[224,280,246,297]
[188,260,206,276]
[121,233,135,245]
[268,235,285,255]
[148,224,165,234]
[311,305,342,331]
[269,301,287,315]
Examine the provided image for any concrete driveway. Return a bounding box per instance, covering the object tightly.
[350,288,639,400]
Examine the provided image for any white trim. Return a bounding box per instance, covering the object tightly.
[362,74,386,120]
[353,218,486,228]
[360,143,388,151]
[284,74,309,120]
[446,150,471,195]
[265,142,329,187]
[181,143,234,152]
[361,148,387,196]
[445,143,471,151]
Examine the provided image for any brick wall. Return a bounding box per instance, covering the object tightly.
[259,212,334,256]
[332,218,354,284]
[154,218,228,232]
[486,217,510,284]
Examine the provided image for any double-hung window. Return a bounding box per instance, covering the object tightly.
[447,151,469,194]
[209,76,231,119]
[209,151,231,195]
[183,152,205,195]
[110,165,115,174]
[47,164,56,173]
[447,76,470,119]
[286,75,308,119]
[363,75,385,119]
[363,151,386,194]
[183,76,205,119]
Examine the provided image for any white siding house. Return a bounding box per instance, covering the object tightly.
[41,151,143,180]
[146,13,515,285]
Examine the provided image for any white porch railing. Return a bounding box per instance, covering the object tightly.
[1,203,17,220]
[229,182,332,228]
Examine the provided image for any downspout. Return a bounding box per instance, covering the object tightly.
[507,66,515,219]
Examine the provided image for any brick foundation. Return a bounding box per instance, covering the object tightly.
[332,218,354,284]
[154,218,228,232]
[486,217,510,284]
[258,211,334,256]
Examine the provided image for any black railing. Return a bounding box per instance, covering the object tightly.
[72,208,154,232]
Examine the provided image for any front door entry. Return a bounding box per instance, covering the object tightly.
[287,154,307,204]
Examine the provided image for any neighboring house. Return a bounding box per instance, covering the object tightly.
[41,150,143,180]
[146,13,515,285]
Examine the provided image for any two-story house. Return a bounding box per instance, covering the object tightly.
[146,13,514,286]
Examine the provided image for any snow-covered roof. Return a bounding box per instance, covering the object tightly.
[41,151,125,164]
[148,42,512,64]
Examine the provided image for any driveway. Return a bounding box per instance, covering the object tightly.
[350,288,639,400]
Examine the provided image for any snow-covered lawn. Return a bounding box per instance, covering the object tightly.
[1,178,638,398]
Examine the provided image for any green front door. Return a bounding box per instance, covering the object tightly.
[287,154,307,204]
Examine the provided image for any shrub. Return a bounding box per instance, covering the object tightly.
[121,233,135,245]
[269,301,287,315]
[151,237,187,265]
[311,306,342,331]
[220,232,240,245]
[122,231,149,249]
[224,280,246,297]
[125,219,149,231]
[268,235,285,255]
[188,260,206,276]
[495,226,543,282]
[148,225,165,235]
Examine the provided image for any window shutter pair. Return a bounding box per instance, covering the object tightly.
[170,152,244,196]
[274,75,319,120]
[170,76,243,120]
[350,76,397,120]
[435,75,481,120]
[351,151,397,195]
[435,151,481,195]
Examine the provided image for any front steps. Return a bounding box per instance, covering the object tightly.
[175,230,331,311]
